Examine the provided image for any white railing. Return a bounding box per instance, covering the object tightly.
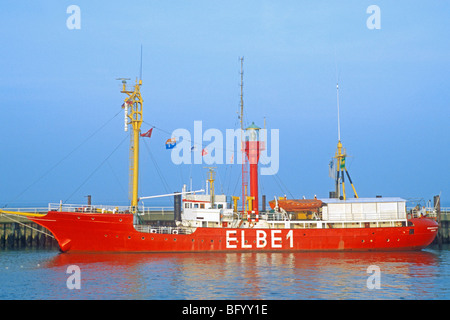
[406,206,450,218]
[139,206,173,216]
[48,203,132,213]
[47,203,173,215]
[133,225,194,235]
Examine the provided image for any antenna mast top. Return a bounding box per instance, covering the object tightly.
[333,81,358,200]
[239,57,248,213]
[336,82,341,142]
[240,57,244,130]
[139,45,143,81]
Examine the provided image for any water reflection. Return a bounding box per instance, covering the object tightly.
[46,250,442,299]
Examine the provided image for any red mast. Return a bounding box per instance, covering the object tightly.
[245,122,264,222]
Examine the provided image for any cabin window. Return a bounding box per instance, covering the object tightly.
[194,204,199,208]
[200,204,205,209]
[218,204,223,209]
[185,203,189,208]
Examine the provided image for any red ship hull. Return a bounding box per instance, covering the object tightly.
[29,211,438,253]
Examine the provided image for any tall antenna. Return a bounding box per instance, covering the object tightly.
[334,48,341,142]
[332,80,358,200]
[139,45,143,81]
[336,82,341,141]
[239,57,248,213]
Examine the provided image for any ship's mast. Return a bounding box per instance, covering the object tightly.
[334,82,358,200]
[205,167,216,207]
[119,78,143,212]
[240,57,248,213]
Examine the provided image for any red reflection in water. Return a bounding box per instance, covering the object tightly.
[46,250,440,299]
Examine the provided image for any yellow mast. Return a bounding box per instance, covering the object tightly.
[119,78,143,212]
[205,167,216,207]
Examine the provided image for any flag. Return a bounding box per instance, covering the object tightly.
[140,128,153,138]
[122,99,133,108]
[340,156,346,169]
[165,138,176,149]
[202,148,208,156]
[329,159,336,179]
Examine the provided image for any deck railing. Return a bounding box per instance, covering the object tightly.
[46,203,172,214]
[133,225,193,235]
[407,206,450,219]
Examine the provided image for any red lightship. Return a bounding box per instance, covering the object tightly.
[0,74,438,253]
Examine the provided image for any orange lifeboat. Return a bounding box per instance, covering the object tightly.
[269,199,322,212]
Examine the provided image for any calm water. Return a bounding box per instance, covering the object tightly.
[0,245,449,300]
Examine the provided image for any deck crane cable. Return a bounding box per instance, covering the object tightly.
[3,109,123,208]
[64,134,128,204]
[142,139,172,195]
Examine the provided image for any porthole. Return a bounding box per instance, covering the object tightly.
[142,237,145,240]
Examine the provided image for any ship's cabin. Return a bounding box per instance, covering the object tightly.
[181,192,236,227]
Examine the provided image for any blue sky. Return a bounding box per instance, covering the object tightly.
[0,1,449,208]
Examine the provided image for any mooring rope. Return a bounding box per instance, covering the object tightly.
[0,213,55,239]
